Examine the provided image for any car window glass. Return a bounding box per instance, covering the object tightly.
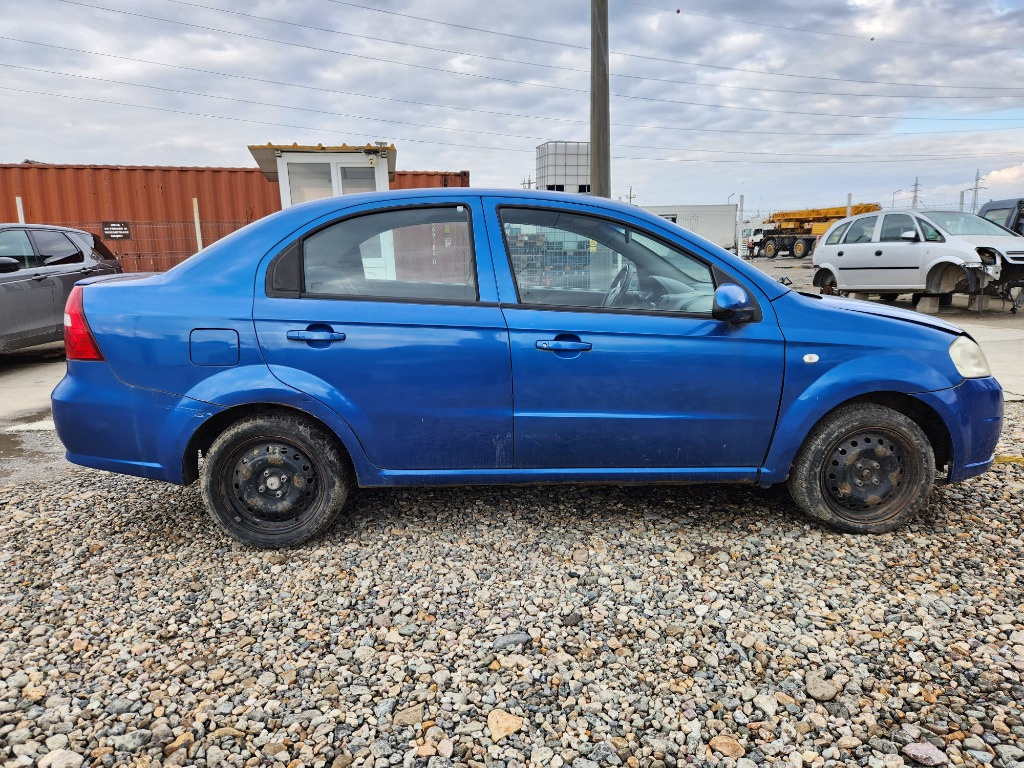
[302,206,477,302]
[880,214,917,242]
[30,230,83,266]
[917,218,944,242]
[0,230,34,268]
[982,208,1012,226]
[500,208,716,314]
[842,216,877,244]
[919,211,1012,237]
[824,221,851,245]
[69,232,117,262]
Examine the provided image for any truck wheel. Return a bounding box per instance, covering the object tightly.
[788,404,934,534]
[201,413,351,548]
[763,240,779,259]
[792,239,811,259]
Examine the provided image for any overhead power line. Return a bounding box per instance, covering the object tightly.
[8,36,1022,138]
[153,0,1021,101]
[5,86,1023,165]
[318,0,1024,90]
[48,2,1024,121]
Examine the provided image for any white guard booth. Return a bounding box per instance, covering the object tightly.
[249,142,398,278]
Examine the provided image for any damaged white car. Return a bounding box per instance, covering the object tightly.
[812,210,1024,303]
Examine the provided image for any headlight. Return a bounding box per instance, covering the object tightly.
[949,335,991,378]
[976,247,999,265]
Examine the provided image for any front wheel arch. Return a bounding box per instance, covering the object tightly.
[788,403,936,533]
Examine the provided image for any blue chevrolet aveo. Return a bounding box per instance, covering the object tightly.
[52,190,1003,548]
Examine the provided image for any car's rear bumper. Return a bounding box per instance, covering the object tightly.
[51,361,218,484]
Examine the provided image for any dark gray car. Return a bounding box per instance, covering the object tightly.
[0,224,122,352]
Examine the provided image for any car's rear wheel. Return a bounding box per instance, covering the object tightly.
[788,404,934,534]
[201,413,350,548]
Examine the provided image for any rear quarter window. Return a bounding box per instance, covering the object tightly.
[824,221,851,245]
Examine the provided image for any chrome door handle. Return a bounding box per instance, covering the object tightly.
[536,340,592,351]
[287,330,346,342]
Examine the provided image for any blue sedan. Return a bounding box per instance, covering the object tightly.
[52,190,1003,547]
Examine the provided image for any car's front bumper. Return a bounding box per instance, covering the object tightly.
[916,375,1003,483]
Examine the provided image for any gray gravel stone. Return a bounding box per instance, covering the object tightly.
[1,412,1023,768]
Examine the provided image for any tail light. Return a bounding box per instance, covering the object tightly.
[64,286,105,361]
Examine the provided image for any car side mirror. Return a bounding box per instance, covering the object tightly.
[900,230,920,242]
[0,257,21,274]
[712,283,756,323]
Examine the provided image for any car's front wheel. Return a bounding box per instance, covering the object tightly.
[201,413,350,548]
[788,404,934,534]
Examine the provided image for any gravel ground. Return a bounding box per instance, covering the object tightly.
[1,405,1023,768]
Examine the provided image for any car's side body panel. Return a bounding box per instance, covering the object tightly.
[49,189,1003,520]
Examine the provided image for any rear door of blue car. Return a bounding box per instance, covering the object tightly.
[253,198,513,470]
[482,196,786,477]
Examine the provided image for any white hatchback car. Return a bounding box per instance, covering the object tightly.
[812,210,1024,301]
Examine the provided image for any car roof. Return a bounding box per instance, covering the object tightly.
[0,223,92,235]
[978,198,1024,210]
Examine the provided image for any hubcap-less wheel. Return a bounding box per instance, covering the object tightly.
[228,440,317,529]
[201,413,350,548]
[788,404,934,534]
[821,430,911,525]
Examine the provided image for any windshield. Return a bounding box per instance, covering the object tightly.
[919,211,1018,237]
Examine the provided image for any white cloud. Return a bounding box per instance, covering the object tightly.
[1,0,1022,208]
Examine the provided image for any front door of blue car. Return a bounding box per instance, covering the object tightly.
[486,202,786,475]
[254,202,513,470]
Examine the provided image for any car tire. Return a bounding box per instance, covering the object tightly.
[939,292,954,306]
[787,404,935,534]
[201,412,350,548]
[879,293,899,302]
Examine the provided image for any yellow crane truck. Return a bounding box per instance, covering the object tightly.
[752,202,882,259]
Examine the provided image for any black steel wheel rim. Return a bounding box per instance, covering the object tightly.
[224,439,320,532]
[820,428,914,524]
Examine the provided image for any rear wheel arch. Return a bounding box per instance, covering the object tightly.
[182,404,357,487]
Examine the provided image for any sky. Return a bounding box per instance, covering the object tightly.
[2,0,1024,214]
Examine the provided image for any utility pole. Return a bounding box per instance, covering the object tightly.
[590,0,610,198]
[626,186,636,204]
[911,177,920,209]
[971,169,983,213]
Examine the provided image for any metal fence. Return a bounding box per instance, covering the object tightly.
[57,220,249,272]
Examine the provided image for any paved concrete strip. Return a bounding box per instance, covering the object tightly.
[5,418,56,432]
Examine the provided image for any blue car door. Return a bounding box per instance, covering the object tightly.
[254,199,513,470]
[484,198,785,477]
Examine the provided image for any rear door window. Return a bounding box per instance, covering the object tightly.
[880,214,918,242]
[300,206,477,303]
[29,230,83,266]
